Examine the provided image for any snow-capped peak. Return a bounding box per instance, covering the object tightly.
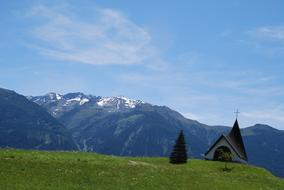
[46,92,62,100]
[29,92,146,117]
[118,96,144,108]
[97,96,143,109]
[35,92,91,106]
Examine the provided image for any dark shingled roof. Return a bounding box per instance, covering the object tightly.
[225,120,247,160]
[204,119,248,161]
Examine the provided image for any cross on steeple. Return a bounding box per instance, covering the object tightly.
[235,109,240,119]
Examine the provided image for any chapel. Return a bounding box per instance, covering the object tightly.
[204,119,248,163]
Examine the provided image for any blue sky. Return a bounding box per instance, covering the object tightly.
[1,0,284,129]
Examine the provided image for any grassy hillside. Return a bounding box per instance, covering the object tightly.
[0,149,283,190]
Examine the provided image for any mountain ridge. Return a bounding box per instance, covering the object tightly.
[27,92,282,131]
[1,89,283,177]
[28,92,283,130]
[28,92,284,177]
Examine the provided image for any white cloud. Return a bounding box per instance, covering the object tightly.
[246,26,284,56]
[250,26,284,42]
[239,25,284,58]
[242,108,284,128]
[27,4,156,65]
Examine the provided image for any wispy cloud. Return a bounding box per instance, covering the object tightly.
[246,26,284,56]
[249,26,284,42]
[242,107,284,127]
[26,4,156,65]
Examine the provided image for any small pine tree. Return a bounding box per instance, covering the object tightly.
[218,149,232,171]
[169,130,188,164]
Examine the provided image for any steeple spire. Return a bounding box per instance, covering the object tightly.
[227,120,247,160]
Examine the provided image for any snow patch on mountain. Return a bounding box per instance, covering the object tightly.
[97,97,112,107]
[47,92,62,101]
[97,96,143,109]
[29,92,146,117]
[79,98,90,105]
[65,97,90,106]
[56,94,62,100]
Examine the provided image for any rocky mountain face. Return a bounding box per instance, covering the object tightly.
[27,92,99,117]
[0,88,77,150]
[29,93,226,157]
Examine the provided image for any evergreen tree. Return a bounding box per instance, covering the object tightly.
[217,149,233,172]
[169,130,188,164]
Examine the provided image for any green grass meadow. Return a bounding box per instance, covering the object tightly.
[0,149,283,190]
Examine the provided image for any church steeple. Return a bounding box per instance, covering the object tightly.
[226,119,247,160]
